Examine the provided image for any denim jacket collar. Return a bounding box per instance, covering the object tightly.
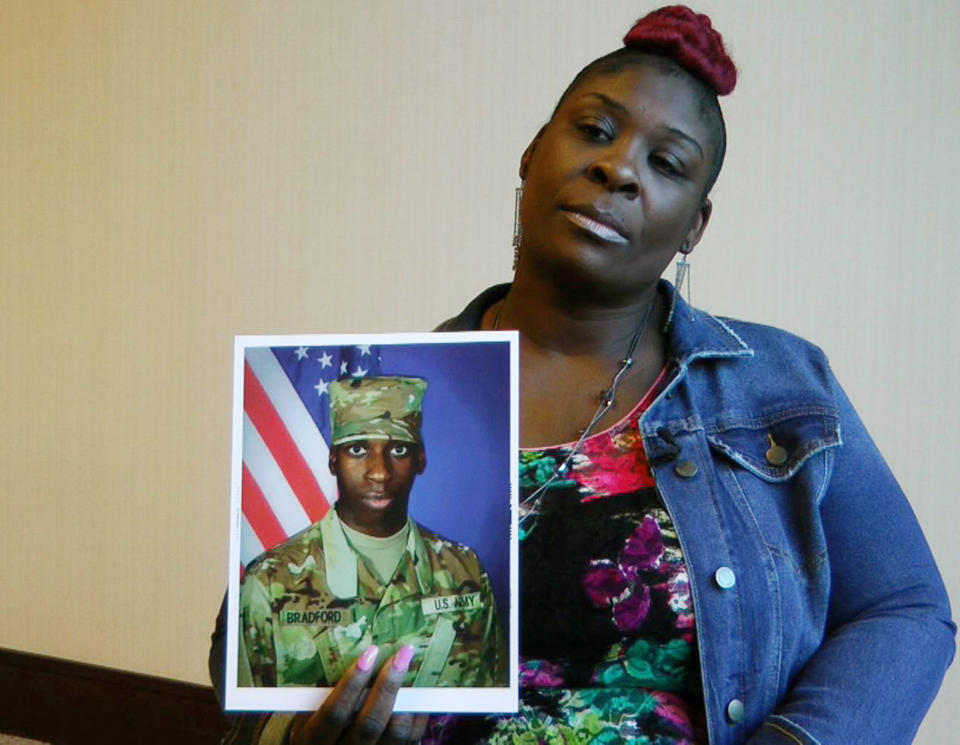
[659,280,754,367]
[439,279,755,367]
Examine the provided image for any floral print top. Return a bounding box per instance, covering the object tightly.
[427,369,706,744]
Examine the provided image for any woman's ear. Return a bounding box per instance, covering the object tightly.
[519,126,547,180]
[682,199,712,254]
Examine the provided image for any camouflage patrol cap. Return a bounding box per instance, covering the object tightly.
[329,376,428,446]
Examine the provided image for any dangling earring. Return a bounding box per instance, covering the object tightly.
[512,185,523,271]
[663,249,690,331]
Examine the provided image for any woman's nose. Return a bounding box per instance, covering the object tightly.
[587,146,640,199]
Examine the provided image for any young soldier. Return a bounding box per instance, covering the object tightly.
[238,376,504,689]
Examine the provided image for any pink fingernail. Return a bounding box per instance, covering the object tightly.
[357,645,379,672]
[392,644,415,672]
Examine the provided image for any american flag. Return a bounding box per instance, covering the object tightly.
[240,344,382,566]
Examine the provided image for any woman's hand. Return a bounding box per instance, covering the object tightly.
[288,644,429,745]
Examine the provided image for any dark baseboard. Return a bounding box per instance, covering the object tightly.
[0,647,229,745]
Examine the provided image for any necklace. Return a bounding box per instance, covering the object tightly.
[493,296,656,538]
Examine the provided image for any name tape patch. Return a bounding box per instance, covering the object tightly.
[421,592,482,615]
[280,609,343,625]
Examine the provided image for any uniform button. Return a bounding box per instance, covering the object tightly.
[674,459,698,478]
[715,566,736,589]
[727,698,745,723]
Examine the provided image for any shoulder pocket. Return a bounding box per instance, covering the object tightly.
[705,407,840,482]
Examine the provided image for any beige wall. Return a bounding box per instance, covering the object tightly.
[1,0,957,739]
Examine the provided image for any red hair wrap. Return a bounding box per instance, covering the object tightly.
[623,5,736,96]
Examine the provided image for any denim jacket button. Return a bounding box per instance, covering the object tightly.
[726,698,745,723]
[675,459,698,478]
[715,566,736,589]
[765,443,788,466]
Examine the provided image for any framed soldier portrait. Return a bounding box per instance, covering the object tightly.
[224,331,519,713]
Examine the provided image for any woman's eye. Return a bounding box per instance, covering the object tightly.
[650,153,683,177]
[346,444,367,457]
[389,444,410,457]
[577,122,612,141]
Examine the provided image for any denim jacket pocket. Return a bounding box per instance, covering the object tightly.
[703,407,842,703]
[704,406,840,482]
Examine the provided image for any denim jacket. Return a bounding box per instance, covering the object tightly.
[439,282,955,745]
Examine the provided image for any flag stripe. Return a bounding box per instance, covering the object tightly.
[239,515,265,568]
[245,348,337,504]
[244,361,329,523]
[241,465,288,552]
[242,413,312,537]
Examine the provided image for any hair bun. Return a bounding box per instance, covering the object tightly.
[623,5,736,95]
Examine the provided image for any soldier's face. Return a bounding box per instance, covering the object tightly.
[329,439,426,537]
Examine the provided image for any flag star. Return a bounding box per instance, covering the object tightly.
[313,378,329,396]
[294,346,309,361]
[353,366,368,377]
[357,344,371,356]
[340,361,348,375]
[318,351,333,368]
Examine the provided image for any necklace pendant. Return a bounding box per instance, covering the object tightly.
[518,503,541,540]
[518,518,536,541]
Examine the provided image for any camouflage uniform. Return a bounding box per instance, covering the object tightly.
[238,508,505,688]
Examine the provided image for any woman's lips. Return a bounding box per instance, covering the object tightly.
[562,209,629,244]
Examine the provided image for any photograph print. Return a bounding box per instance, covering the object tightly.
[225,331,518,713]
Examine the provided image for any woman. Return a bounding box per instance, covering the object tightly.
[212,6,954,744]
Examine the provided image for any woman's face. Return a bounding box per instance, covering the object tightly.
[518,63,715,301]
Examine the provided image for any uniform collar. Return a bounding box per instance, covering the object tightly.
[320,509,432,599]
[408,519,435,595]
